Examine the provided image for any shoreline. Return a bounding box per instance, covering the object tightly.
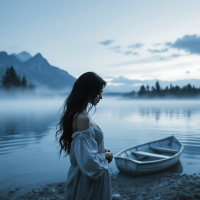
[1,172,200,200]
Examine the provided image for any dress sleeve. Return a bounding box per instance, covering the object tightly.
[74,132,108,180]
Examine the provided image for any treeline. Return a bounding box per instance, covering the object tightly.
[138,81,200,98]
[1,66,34,90]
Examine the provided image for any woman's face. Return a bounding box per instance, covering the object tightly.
[91,89,103,106]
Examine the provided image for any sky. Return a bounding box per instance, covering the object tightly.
[1,0,200,85]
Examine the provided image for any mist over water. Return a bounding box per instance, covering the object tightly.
[0,96,200,193]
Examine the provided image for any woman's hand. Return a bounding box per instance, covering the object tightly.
[104,150,113,164]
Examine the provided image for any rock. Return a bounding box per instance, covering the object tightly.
[170,186,176,189]
[190,186,195,190]
[33,189,40,193]
[177,193,188,200]
[112,194,121,199]
[51,188,56,193]
[59,188,65,194]
[195,183,200,188]
[141,192,146,196]
[194,193,200,198]
[57,182,64,187]
[194,188,200,193]
[39,190,44,195]
[8,190,15,194]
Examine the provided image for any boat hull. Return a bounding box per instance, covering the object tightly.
[114,136,183,176]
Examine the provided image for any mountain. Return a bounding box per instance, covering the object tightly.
[2,51,199,93]
[106,76,200,92]
[0,51,76,91]
[11,51,32,62]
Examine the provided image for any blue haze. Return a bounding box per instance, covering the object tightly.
[0,96,200,194]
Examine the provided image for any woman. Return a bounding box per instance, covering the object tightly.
[56,72,113,200]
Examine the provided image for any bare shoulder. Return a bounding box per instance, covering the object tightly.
[73,112,91,132]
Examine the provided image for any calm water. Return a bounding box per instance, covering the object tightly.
[0,96,200,193]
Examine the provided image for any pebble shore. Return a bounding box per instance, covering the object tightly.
[1,172,200,200]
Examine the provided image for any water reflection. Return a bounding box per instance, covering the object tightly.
[0,99,63,154]
[0,97,200,193]
[138,107,200,121]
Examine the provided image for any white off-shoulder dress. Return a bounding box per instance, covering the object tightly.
[63,124,112,200]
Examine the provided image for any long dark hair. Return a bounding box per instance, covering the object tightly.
[56,72,106,157]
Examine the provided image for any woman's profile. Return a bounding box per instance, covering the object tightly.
[56,72,113,200]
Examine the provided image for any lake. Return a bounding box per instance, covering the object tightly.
[0,96,200,194]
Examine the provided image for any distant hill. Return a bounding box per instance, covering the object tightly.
[11,51,32,62]
[106,76,200,92]
[0,51,76,91]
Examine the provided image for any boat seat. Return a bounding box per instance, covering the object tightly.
[132,151,171,159]
[150,146,179,154]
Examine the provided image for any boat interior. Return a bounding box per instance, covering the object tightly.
[119,136,182,162]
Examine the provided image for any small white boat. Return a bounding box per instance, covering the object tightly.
[114,136,184,176]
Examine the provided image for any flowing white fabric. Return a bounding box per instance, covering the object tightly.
[63,125,112,200]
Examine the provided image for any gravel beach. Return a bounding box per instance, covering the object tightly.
[1,172,200,200]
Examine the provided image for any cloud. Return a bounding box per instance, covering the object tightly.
[147,48,168,53]
[158,54,181,60]
[113,46,121,49]
[110,76,133,84]
[152,43,161,46]
[104,76,115,79]
[132,83,143,86]
[159,57,168,61]
[110,53,182,67]
[99,40,114,46]
[107,83,125,86]
[128,43,144,49]
[132,52,138,56]
[165,42,172,46]
[166,34,200,55]
[124,51,132,55]
[108,46,121,51]
[170,54,181,57]
[186,71,190,74]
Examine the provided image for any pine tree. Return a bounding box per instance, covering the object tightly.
[155,81,161,92]
[1,66,35,91]
[1,66,21,89]
[21,76,27,88]
[151,86,155,91]
[138,85,146,96]
[146,85,150,92]
[2,67,11,88]
[9,66,21,87]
